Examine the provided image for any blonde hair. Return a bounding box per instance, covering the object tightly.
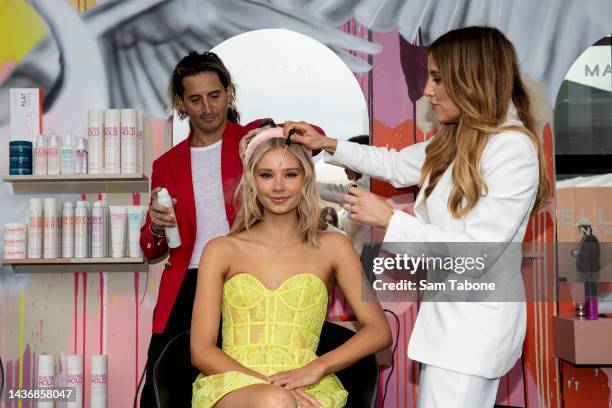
[422,26,551,218]
[231,138,321,245]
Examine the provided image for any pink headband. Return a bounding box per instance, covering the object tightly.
[244,127,286,164]
[244,127,312,164]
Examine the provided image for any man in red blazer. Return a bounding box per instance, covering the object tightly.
[138,51,268,407]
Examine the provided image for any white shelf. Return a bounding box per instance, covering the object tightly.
[3,174,149,193]
[2,257,148,273]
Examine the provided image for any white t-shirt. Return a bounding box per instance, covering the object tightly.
[188,140,230,268]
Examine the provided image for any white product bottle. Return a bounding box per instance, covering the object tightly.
[75,137,88,174]
[74,201,89,258]
[157,188,181,248]
[28,198,43,258]
[103,201,110,257]
[33,133,47,175]
[62,201,75,258]
[90,355,108,408]
[120,108,137,174]
[84,201,92,257]
[37,354,55,408]
[56,198,62,258]
[61,132,76,174]
[137,111,144,175]
[43,198,58,258]
[3,223,27,259]
[127,206,143,257]
[103,109,120,174]
[88,109,105,174]
[47,132,60,175]
[66,355,83,408]
[91,201,105,258]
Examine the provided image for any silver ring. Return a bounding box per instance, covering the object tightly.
[346,203,352,213]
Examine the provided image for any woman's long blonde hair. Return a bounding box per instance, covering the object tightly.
[422,26,551,218]
[231,138,321,245]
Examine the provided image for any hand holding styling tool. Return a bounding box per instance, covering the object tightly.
[278,128,296,168]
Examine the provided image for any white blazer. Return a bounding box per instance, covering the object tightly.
[327,110,539,378]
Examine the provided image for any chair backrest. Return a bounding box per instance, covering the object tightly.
[317,321,380,408]
[153,323,380,408]
[153,330,199,408]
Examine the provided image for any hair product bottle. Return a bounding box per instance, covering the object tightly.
[28,198,43,258]
[66,355,83,408]
[92,201,105,258]
[88,109,105,174]
[157,188,181,248]
[37,354,55,408]
[90,355,108,408]
[62,201,75,258]
[33,133,47,175]
[75,137,88,174]
[137,111,144,175]
[43,198,58,258]
[61,132,76,174]
[120,108,137,174]
[74,201,89,258]
[3,223,27,259]
[47,132,60,175]
[103,109,120,174]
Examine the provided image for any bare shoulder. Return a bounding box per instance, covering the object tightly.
[318,230,355,255]
[202,235,237,257]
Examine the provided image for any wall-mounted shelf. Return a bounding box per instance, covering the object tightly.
[553,315,612,365]
[3,174,149,193]
[2,257,148,273]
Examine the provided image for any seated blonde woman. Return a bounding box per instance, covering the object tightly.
[190,127,392,408]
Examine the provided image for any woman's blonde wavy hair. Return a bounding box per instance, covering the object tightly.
[231,138,321,245]
[423,26,551,218]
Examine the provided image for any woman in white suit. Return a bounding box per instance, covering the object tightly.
[282,26,551,408]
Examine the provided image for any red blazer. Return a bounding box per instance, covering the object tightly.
[140,119,262,334]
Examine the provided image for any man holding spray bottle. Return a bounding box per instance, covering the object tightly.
[138,51,272,407]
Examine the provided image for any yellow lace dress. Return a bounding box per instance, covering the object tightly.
[192,273,348,407]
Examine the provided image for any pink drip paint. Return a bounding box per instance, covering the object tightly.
[74,273,79,354]
[100,272,104,354]
[5,360,12,407]
[135,272,140,388]
[23,344,32,408]
[82,272,87,408]
[134,191,141,390]
[13,360,18,408]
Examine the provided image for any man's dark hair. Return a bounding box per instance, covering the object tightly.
[168,51,240,123]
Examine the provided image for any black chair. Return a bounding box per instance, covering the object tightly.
[316,322,380,408]
[153,322,379,408]
[152,330,199,408]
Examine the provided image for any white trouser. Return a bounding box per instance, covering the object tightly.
[417,364,500,408]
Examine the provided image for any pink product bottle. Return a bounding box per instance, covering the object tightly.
[104,109,120,174]
[88,109,105,174]
[47,132,60,175]
[43,198,58,258]
[120,109,137,174]
[137,111,144,175]
[76,137,88,174]
[28,198,43,258]
[91,201,105,258]
[33,133,47,175]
